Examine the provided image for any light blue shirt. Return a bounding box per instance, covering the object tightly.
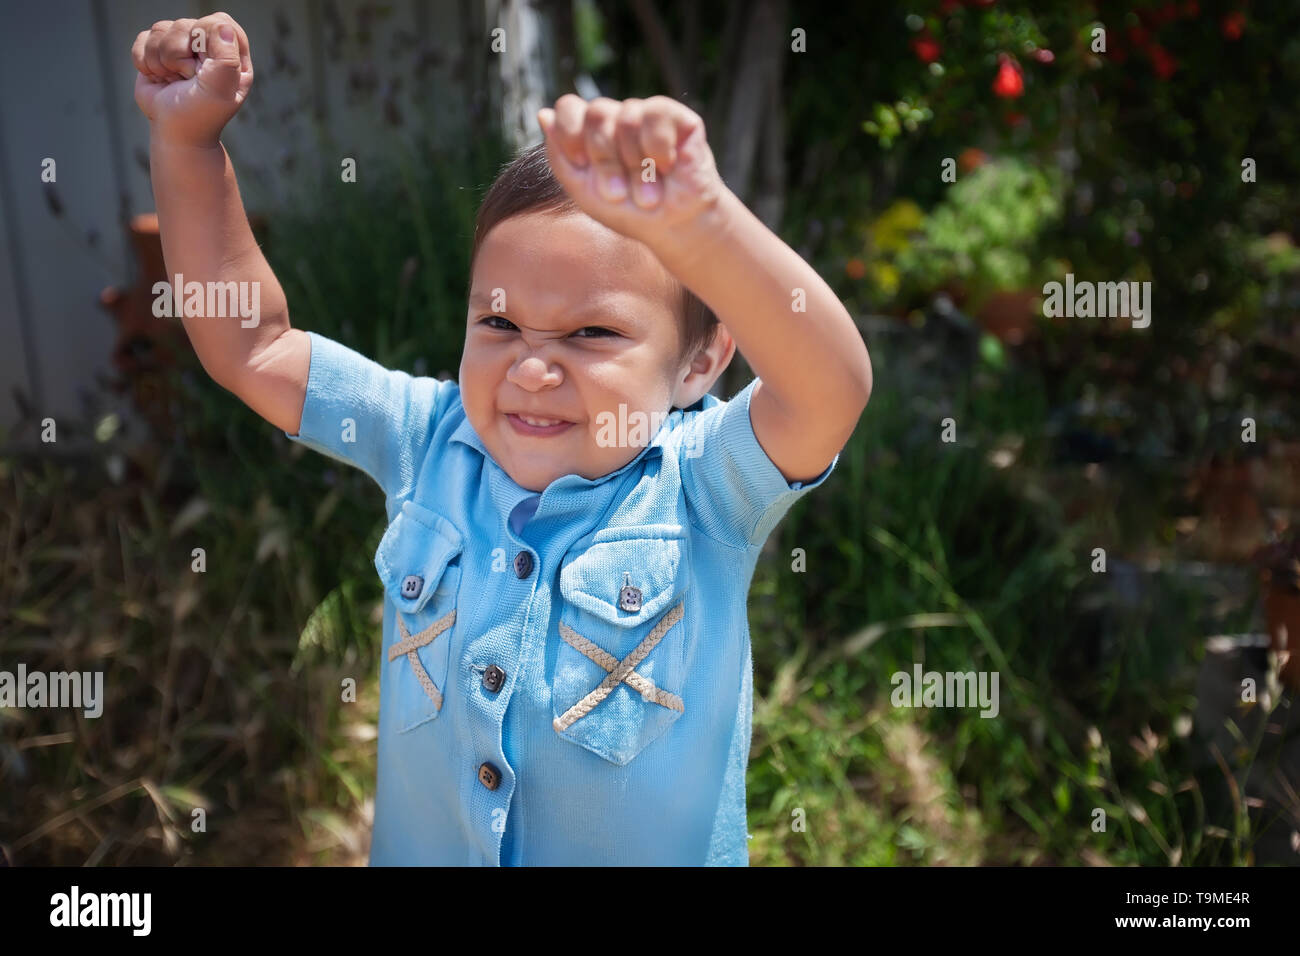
[283,331,837,865]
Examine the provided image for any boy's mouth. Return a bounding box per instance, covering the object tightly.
[505,412,576,437]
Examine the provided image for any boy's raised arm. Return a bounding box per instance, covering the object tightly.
[536,96,872,486]
[651,187,872,484]
[134,12,309,435]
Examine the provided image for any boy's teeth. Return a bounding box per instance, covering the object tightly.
[520,415,562,426]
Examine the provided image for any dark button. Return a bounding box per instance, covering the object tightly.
[482,664,506,694]
[478,762,501,790]
[513,550,533,578]
[619,585,642,612]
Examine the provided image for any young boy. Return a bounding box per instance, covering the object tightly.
[134,12,872,865]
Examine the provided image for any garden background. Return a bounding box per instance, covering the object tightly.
[3,0,1300,865]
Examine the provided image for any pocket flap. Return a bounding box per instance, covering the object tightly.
[559,525,687,626]
[374,500,464,615]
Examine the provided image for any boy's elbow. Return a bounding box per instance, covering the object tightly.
[850,349,873,412]
[816,352,871,433]
[199,352,241,392]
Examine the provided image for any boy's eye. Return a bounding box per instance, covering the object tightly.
[479,316,617,339]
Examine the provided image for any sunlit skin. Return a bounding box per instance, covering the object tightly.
[459,209,735,493]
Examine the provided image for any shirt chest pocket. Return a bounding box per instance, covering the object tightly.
[374,501,464,733]
[552,526,691,766]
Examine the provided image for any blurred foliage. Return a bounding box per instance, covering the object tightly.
[745,328,1273,865]
[892,158,1066,306]
[789,0,1300,450]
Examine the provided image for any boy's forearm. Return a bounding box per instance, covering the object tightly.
[652,188,872,417]
[150,134,291,385]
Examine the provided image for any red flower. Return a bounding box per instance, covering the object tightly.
[958,147,989,173]
[1032,48,1055,64]
[1127,25,1151,48]
[845,258,866,280]
[992,58,1024,98]
[1222,11,1245,40]
[940,0,961,13]
[1149,44,1177,79]
[911,35,942,64]
[1182,1,1199,16]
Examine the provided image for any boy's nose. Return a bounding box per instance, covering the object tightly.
[507,353,564,390]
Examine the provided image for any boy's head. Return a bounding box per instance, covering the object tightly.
[460,142,734,493]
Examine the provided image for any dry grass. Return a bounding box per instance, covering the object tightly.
[0,452,376,865]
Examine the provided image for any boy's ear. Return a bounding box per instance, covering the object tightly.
[671,324,735,409]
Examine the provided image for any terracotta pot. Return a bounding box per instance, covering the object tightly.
[100,215,189,435]
[1186,455,1269,563]
[1254,531,1300,691]
[99,213,266,436]
[977,288,1039,346]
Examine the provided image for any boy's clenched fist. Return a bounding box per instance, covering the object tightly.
[537,95,727,253]
[132,12,254,147]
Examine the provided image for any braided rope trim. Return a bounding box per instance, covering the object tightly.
[553,601,685,733]
[388,609,455,710]
[558,625,686,712]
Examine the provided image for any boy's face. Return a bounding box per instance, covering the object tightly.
[460,210,689,493]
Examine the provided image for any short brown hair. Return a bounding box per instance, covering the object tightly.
[468,141,719,366]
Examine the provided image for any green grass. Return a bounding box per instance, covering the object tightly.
[742,329,1280,866]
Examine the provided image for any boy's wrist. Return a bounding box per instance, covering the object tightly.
[149,122,223,152]
[648,185,744,273]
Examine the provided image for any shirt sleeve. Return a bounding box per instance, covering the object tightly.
[677,378,838,550]
[282,331,456,500]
